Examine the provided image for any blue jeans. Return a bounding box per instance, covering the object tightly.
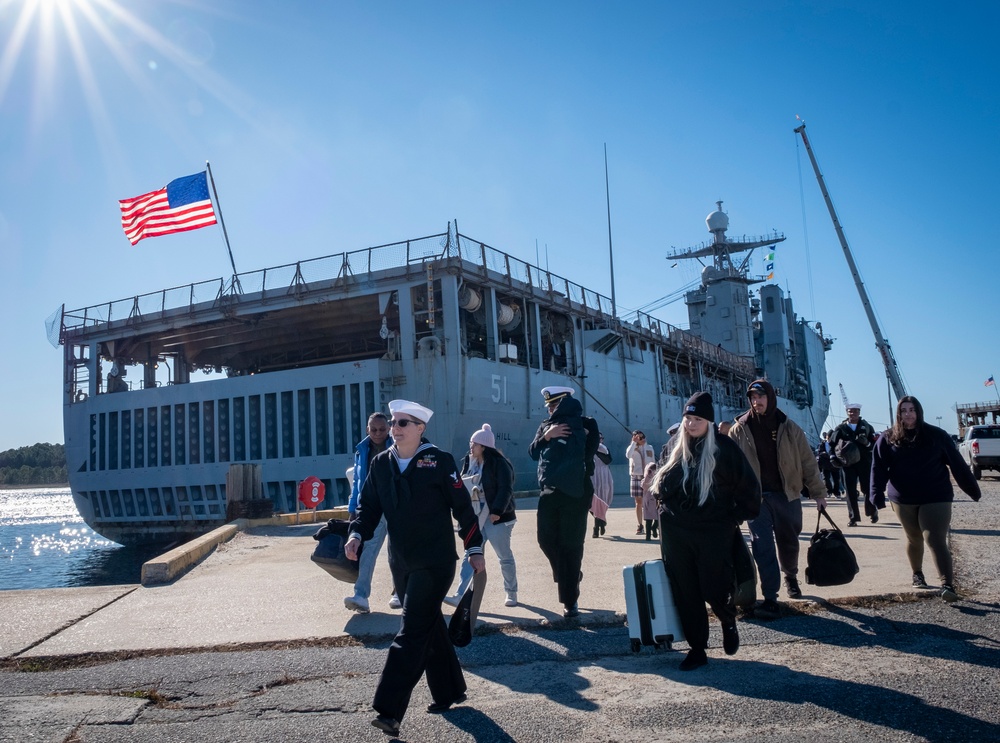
[748,491,803,602]
[455,518,518,596]
[353,516,388,599]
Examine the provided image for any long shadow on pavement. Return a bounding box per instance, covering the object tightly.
[459,601,1000,742]
[682,656,1000,743]
[750,600,1000,671]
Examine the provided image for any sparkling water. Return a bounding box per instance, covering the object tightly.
[0,487,161,591]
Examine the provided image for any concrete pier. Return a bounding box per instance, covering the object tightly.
[1,497,924,661]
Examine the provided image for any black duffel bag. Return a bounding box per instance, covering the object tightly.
[805,508,859,586]
[830,439,860,469]
[310,519,362,583]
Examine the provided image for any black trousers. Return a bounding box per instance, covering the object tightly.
[660,519,737,652]
[844,457,874,521]
[373,562,464,722]
[823,467,843,495]
[536,489,590,607]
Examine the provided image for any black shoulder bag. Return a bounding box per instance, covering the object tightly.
[805,508,860,586]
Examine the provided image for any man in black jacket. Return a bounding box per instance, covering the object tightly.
[830,403,878,526]
[528,386,599,618]
[345,399,484,737]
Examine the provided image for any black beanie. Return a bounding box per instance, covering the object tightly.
[683,391,714,422]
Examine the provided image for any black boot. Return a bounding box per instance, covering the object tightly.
[592,525,600,538]
[645,519,653,541]
[651,521,659,539]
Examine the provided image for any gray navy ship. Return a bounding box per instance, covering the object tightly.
[55,203,832,545]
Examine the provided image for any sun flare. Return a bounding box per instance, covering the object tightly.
[0,0,252,175]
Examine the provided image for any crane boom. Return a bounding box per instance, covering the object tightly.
[838,383,851,410]
[794,122,907,402]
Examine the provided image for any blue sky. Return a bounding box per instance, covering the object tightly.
[1,0,998,451]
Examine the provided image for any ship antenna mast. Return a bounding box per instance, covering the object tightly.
[604,143,617,318]
[794,120,907,402]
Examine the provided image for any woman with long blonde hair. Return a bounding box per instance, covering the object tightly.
[651,392,760,671]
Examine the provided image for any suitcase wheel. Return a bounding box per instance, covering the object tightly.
[630,639,641,653]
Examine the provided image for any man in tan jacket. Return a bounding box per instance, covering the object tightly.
[729,379,827,619]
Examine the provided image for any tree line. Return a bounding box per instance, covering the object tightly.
[0,443,68,485]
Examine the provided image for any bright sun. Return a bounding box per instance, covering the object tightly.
[0,0,244,167]
[1,0,117,114]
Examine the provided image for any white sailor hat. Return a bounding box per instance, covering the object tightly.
[388,399,433,424]
[846,402,861,411]
[541,386,575,404]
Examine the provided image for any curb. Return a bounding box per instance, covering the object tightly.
[140,507,351,585]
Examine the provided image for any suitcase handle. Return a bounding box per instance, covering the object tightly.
[646,584,656,620]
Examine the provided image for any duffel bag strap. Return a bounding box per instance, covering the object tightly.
[817,507,842,533]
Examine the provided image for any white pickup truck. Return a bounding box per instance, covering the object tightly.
[959,425,1000,480]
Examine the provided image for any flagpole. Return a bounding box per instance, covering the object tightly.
[205,161,241,294]
[992,374,1000,404]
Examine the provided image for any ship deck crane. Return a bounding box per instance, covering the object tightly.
[794,121,907,402]
[839,383,851,410]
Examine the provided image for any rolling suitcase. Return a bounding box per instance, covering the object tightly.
[623,559,684,651]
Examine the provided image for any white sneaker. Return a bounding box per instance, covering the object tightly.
[388,594,402,610]
[344,595,370,614]
[443,593,462,607]
[504,593,518,607]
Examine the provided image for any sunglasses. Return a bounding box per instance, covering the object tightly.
[389,418,421,428]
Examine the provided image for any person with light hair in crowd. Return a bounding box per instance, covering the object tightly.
[651,391,761,671]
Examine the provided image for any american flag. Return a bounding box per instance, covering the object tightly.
[120,172,218,245]
[986,375,995,387]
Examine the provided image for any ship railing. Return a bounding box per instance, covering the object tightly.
[454,234,616,319]
[666,231,786,260]
[60,233,455,337]
[60,229,753,378]
[956,401,1000,413]
[61,229,635,338]
[452,233,756,378]
[61,278,228,335]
